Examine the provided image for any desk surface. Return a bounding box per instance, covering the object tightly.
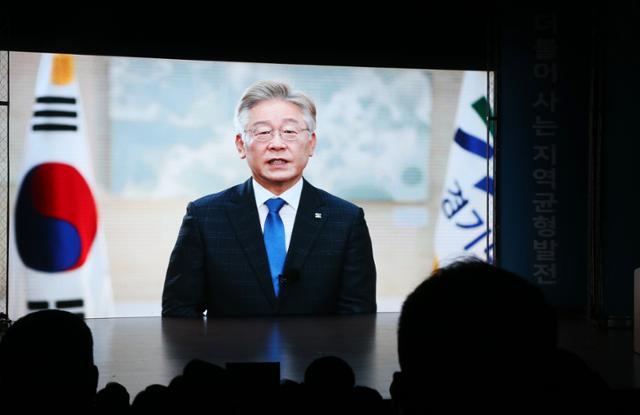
[87,313,400,399]
[87,311,640,400]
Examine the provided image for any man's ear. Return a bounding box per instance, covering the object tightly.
[235,134,247,159]
[308,132,317,156]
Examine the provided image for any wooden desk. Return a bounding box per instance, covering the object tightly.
[87,313,400,399]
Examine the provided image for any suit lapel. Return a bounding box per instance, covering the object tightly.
[282,180,327,294]
[226,179,277,308]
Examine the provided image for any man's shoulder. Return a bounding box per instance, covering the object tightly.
[306,182,362,215]
[189,181,249,210]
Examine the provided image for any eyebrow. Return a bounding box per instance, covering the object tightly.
[249,118,302,128]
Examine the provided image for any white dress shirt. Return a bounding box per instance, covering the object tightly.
[252,178,303,252]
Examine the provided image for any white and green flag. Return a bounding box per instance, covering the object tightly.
[433,71,494,268]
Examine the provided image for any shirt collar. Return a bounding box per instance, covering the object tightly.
[252,177,303,210]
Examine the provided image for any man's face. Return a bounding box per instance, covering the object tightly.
[236,99,316,195]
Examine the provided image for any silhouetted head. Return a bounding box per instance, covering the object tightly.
[96,382,130,413]
[303,356,357,412]
[168,359,231,412]
[131,384,170,412]
[392,258,557,413]
[304,355,356,394]
[0,309,98,411]
[348,385,384,415]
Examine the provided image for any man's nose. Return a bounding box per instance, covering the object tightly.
[267,132,287,148]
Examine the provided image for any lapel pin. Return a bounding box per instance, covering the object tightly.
[315,213,322,219]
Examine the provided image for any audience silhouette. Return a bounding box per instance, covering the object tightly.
[96,381,130,414]
[304,355,356,413]
[130,384,170,412]
[0,309,99,413]
[391,258,611,414]
[280,378,306,415]
[167,358,232,413]
[0,259,621,414]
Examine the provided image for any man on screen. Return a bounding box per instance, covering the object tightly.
[162,81,377,317]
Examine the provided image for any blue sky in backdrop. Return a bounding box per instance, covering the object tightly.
[109,58,432,201]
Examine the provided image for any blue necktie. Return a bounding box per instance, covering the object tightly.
[264,198,286,297]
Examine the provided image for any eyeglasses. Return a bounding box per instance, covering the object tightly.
[245,126,311,142]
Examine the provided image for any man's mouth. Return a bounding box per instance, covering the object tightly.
[268,158,288,165]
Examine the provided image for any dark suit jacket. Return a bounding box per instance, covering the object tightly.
[162,178,377,317]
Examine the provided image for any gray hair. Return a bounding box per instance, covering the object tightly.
[235,81,317,141]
